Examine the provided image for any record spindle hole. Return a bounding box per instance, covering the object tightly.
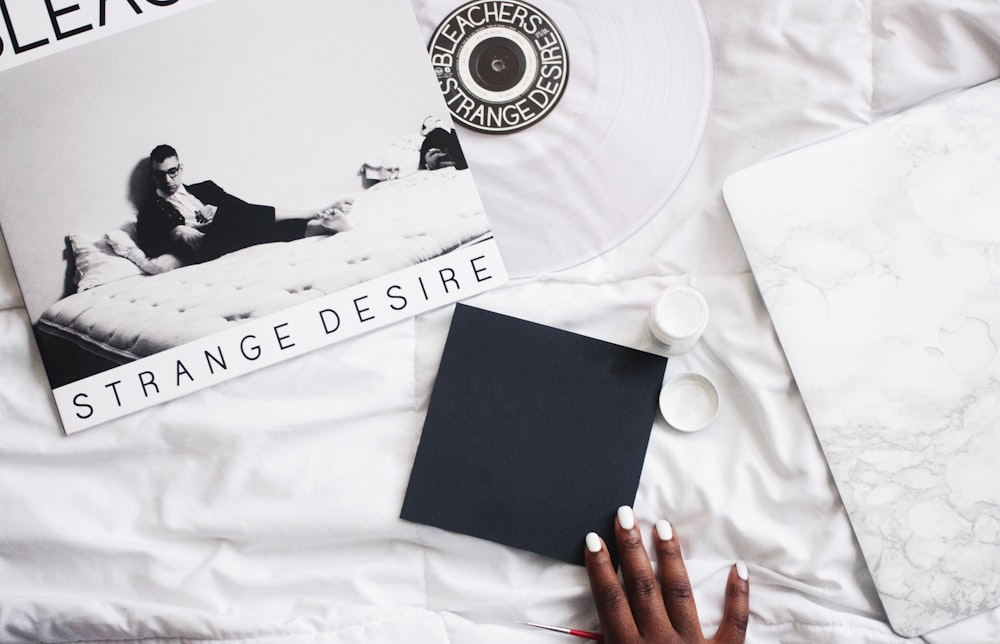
[470,37,526,93]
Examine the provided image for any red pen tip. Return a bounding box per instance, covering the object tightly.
[518,621,603,641]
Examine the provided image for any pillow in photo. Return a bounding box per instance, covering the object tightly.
[358,130,423,182]
[67,234,144,291]
[104,229,182,275]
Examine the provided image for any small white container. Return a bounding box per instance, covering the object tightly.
[648,285,709,355]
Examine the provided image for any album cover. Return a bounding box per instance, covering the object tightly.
[0,0,508,434]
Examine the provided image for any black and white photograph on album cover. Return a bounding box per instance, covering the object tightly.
[0,0,495,393]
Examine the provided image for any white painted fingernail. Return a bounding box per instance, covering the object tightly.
[617,505,635,530]
[736,561,749,581]
[655,519,673,541]
[585,532,603,553]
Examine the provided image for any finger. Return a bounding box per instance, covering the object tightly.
[615,506,672,639]
[712,563,750,644]
[584,531,639,642]
[654,519,702,638]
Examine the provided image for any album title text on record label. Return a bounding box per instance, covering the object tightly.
[428,0,568,134]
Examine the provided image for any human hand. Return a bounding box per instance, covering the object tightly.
[195,204,217,224]
[585,506,749,644]
[170,225,205,250]
[424,147,455,170]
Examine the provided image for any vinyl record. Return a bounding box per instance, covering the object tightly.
[409,0,714,278]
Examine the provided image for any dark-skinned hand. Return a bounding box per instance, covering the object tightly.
[584,506,750,643]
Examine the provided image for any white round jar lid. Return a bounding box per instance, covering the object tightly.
[659,372,719,432]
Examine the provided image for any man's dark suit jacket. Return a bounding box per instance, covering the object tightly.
[136,181,282,262]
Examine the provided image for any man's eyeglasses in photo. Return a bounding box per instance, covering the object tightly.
[152,165,182,179]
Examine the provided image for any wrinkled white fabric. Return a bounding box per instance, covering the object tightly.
[1,1,999,642]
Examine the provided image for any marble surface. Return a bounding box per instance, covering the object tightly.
[723,79,1000,637]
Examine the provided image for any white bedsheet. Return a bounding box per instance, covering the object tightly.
[2,1,1000,642]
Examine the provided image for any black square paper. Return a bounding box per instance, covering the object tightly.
[401,304,668,565]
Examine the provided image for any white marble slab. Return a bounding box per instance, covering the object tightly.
[723,79,1000,637]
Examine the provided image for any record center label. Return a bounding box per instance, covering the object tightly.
[429,1,568,134]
